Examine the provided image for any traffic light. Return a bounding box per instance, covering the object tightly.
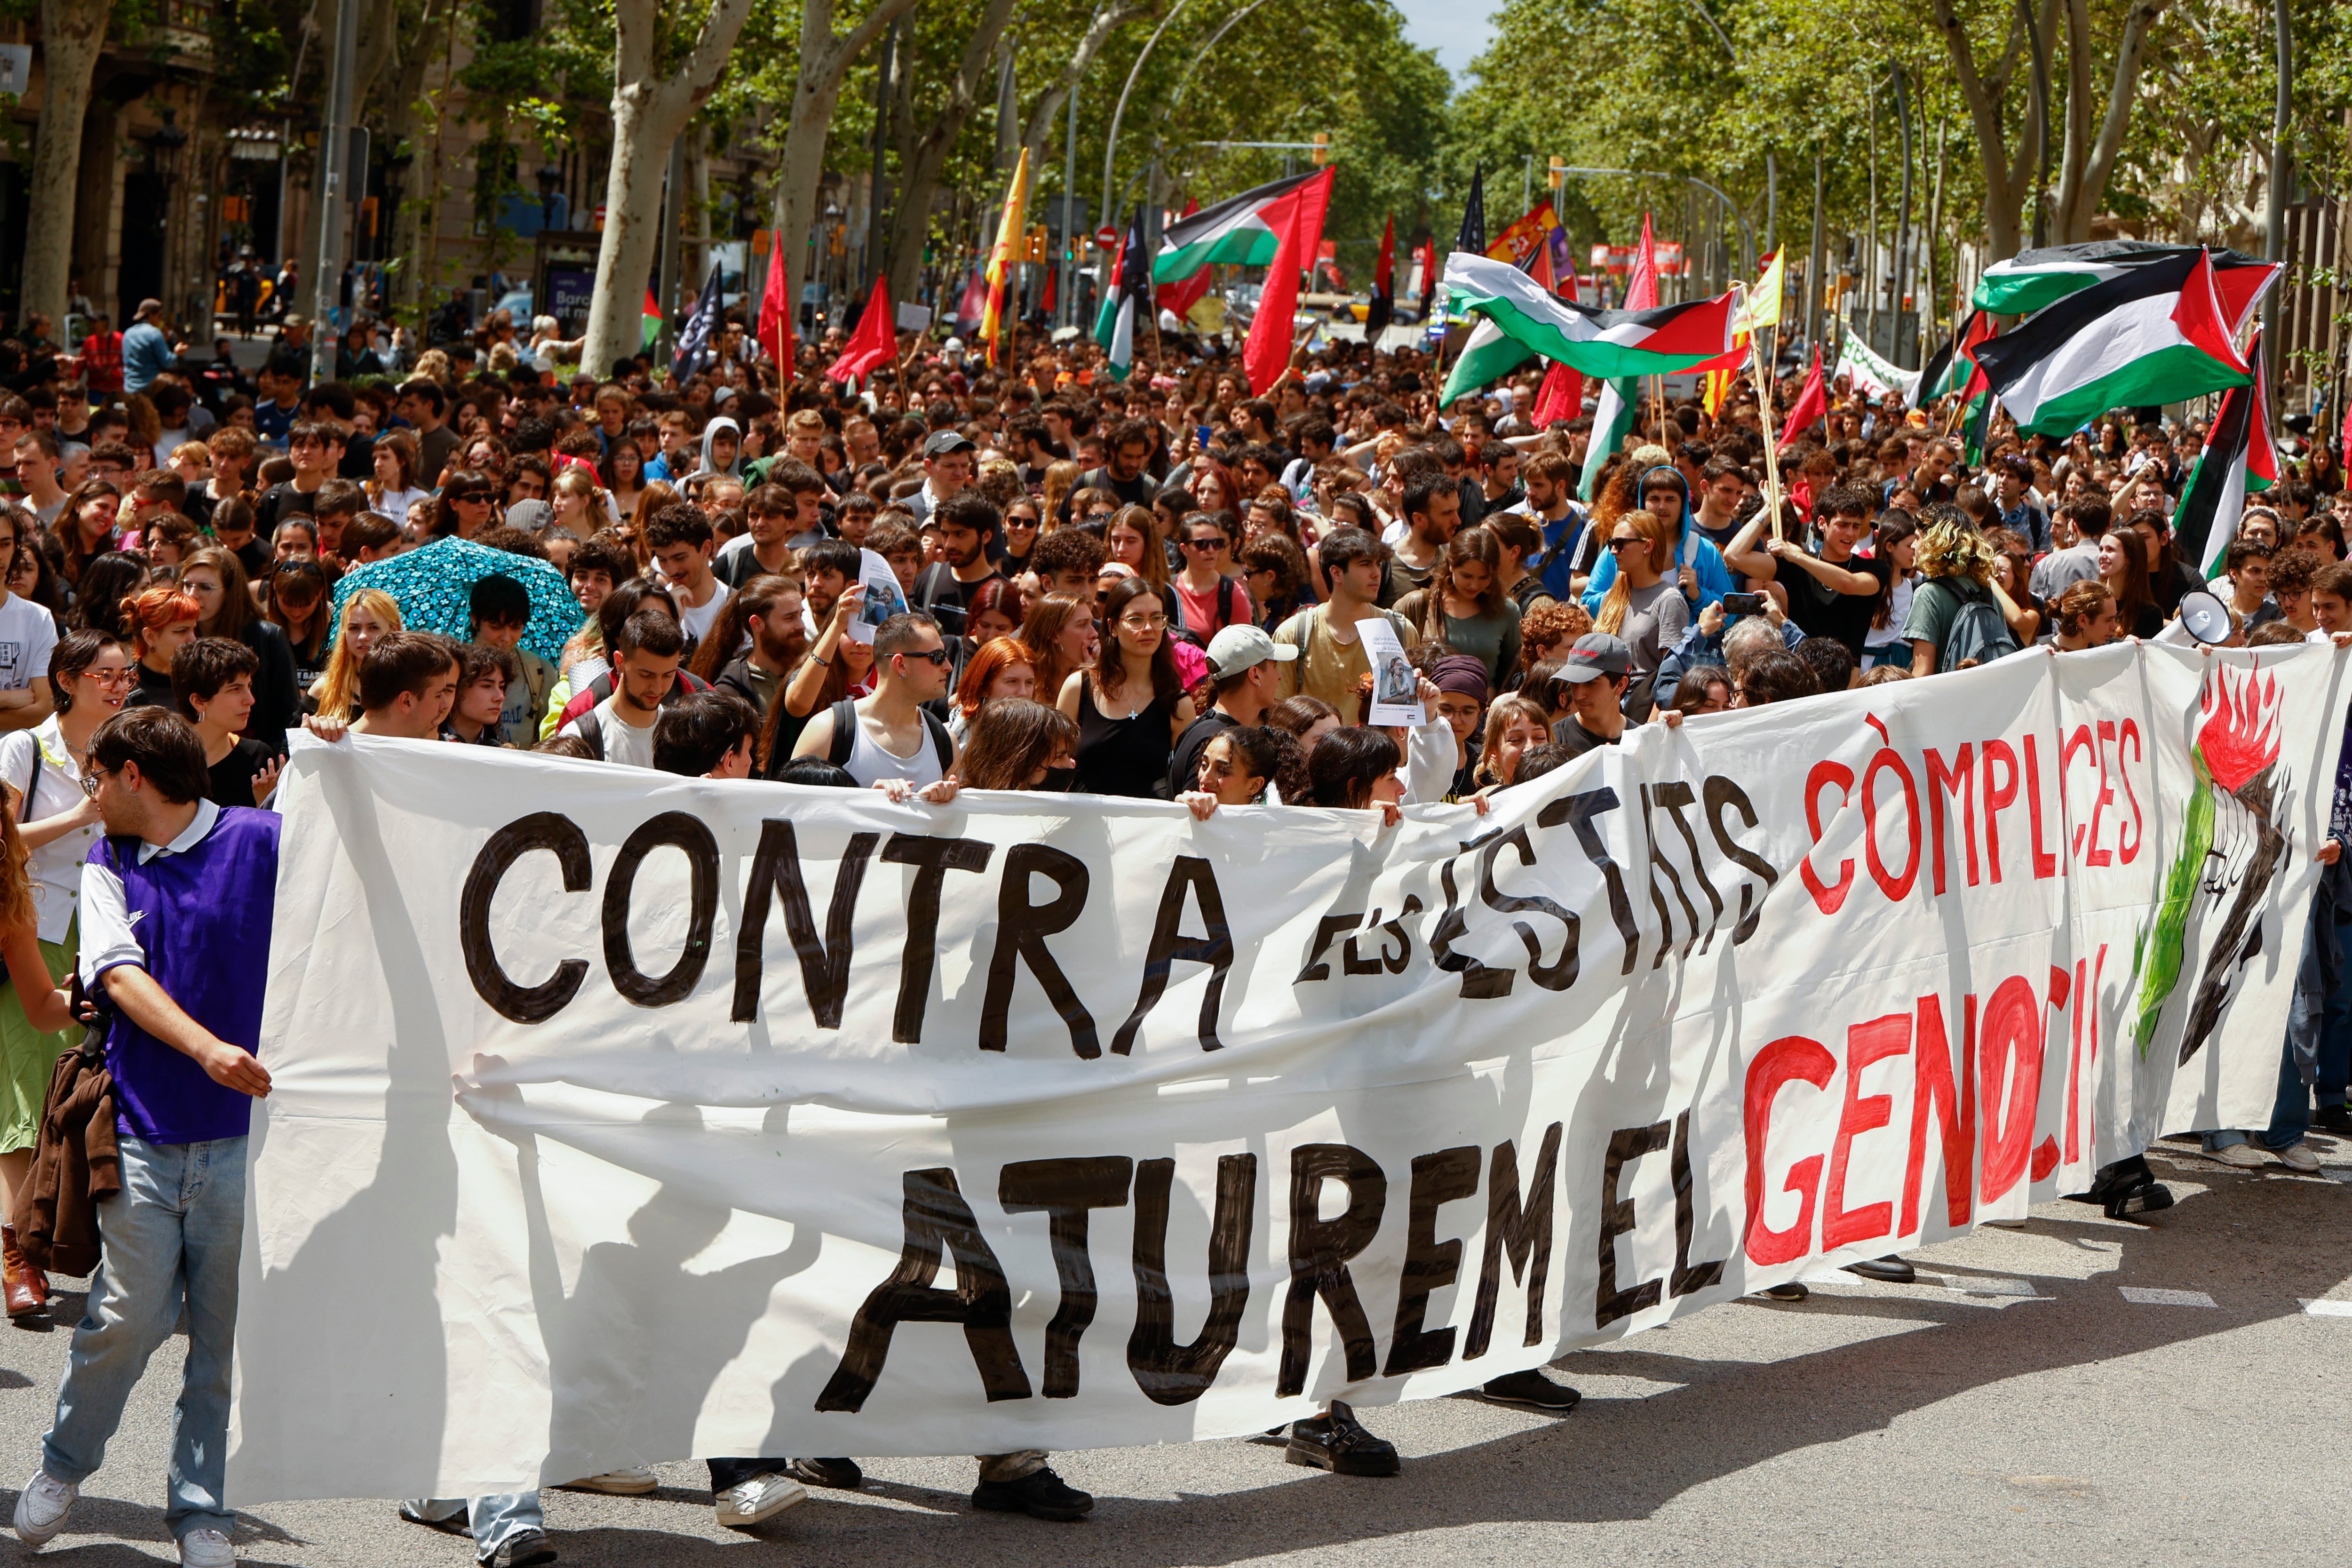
[1311,132,1329,166]
[1547,156,1565,191]
[1025,225,1048,263]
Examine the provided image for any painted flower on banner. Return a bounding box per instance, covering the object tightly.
[2197,665,2282,795]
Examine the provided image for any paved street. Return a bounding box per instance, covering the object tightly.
[2,1133,2345,1567]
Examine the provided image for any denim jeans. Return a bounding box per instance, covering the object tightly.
[405,1494,543,1554]
[2202,1032,2313,1153]
[40,1135,246,1542]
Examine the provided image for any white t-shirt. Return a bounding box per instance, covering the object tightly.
[678,579,731,645]
[562,693,658,769]
[0,595,59,696]
[0,716,95,943]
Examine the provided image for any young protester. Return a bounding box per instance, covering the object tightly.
[715,476,816,589]
[1171,511,1254,640]
[14,707,274,1568]
[0,507,59,736]
[445,644,519,746]
[180,546,299,754]
[1423,653,1492,799]
[265,559,333,692]
[2266,546,2322,636]
[1059,577,1196,798]
[958,698,1080,791]
[1271,527,1420,717]
[558,611,687,767]
[791,612,960,795]
[0,631,127,1318]
[170,638,281,806]
[349,632,463,740]
[463,576,560,748]
[644,503,731,646]
[1394,528,1523,690]
[1550,633,1637,759]
[1187,725,1310,805]
[652,689,763,778]
[1579,464,1735,614]
[2096,525,2161,639]
[691,574,804,723]
[2049,580,2122,652]
[310,588,403,720]
[1591,508,1689,707]
[1168,624,1297,796]
[256,419,346,532]
[950,636,1040,745]
[1723,485,1889,659]
[1668,664,1734,716]
[1017,592,1101,711]
[1902,509,2018,676]
[2224,539,2274,627]
[1472,693,1554,789]
[122,585,203,713]
[911,490,1005,639]
[1382,471,1462,604]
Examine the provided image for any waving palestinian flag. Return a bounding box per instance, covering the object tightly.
[1156,170,1330,282]
[1970,248,2252,439]
[2175,326,2278,579]
[1443,252,1739,380]
[1974,241,2279,332]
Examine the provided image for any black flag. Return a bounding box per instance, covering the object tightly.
[1454,167,1486,260]
[672,262,724,382]
[1366,214,1395,336]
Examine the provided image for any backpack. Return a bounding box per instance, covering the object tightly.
[1931,577,2019,669]
[824,697,954,775]
[1171,576,1239,648]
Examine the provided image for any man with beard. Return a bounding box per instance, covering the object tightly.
[911,490,1003,640]
[710,577,808,719]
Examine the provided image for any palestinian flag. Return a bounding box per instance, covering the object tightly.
[2175,326,2277,579]
[642,288,664,350]
[1443,251,1740,381]
[1916,309,1989,404]
[1155,198,1211,322]
[1156,169,1329,282]
[1091,205,1152,381]
[1438,317,1535,406]
[1579,378,1636,501]
[1974,241,2280,333]
[1970,248,2252,439]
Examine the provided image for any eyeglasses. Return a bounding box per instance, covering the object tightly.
[77,767,108,799]
[1120,613,1168,630]
[897,646,952,666]
[86,667,135,687]
[1183,537,1229,551]
[450,491,492,504]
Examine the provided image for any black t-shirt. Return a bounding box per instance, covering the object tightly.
[912,563,1000,637]
[257,481,325,534]
[1074,467,1153,513]
[124,662,176,712]
[1549,715,1620,761]
[205,737,274,808]
[1168,708,1239,797]
[1782,549,1892,657]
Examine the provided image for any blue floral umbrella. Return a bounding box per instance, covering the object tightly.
[328,537,580,664]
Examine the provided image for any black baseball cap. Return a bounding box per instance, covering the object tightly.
[922,430,976,459]
[1557,632,1632,684]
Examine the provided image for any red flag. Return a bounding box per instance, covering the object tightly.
[1777,345,1827,449]
[956,266,988,333]
[2340,377,2352,473]
[1157,199,1211,320]
[1040,266,1057,321]
[826,275,897,384]
[1624,214,1659,311]
[757,232,795,377]
[1243,165,1336,395]
[1528,246,1582,424]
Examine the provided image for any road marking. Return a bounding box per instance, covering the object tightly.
[1931,1274,2038,1297]
[2298,1299,2352,1317]
[2119,1287,2217,1307]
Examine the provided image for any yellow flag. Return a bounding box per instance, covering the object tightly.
[1736,248,1786,335]
[982,148,1032,369]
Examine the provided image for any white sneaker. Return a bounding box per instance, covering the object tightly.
[13,1470,77,1546]
[2275,1141,2323,1172]
[715,1474,807,1529]
[180,1526,237,1566]
[2207,1142,2273,1168]
[565,1467,658,1495]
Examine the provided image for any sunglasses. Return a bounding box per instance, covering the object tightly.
[897,646,952,666]
[1608,537,1646,551]
[450,491,492,503]
[1184,537,1230,551]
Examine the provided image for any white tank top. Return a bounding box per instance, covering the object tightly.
[844,709,944,789]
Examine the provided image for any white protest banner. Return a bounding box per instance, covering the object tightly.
[1839,319,1922,403]
[1358,617,1424,726]
[231,641,2347,1502]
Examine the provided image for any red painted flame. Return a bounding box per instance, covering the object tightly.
[2198,664,2282,794]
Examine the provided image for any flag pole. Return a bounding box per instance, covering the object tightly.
[1750,318,1785,546]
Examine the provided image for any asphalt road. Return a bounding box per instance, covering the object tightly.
[2,1133,2346,1568]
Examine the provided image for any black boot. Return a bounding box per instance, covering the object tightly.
[2074,1155,2173,1220]
[1285,1401,1400,1476]
[1843,1256,1918,1284]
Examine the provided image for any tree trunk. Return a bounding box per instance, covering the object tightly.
[886,0,1021,309]
[22,0,115,329]
[381,0,449,321]
[2052,0,2169,243]
[763,0,921,349]
[1930,0,2054,259]
[579,0,758,379]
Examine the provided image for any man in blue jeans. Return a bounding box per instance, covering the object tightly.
[13,708,277,1567]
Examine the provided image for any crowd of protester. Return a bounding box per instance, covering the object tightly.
[0,311,2344,1566]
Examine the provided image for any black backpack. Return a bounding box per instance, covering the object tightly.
[824,697,954,775]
